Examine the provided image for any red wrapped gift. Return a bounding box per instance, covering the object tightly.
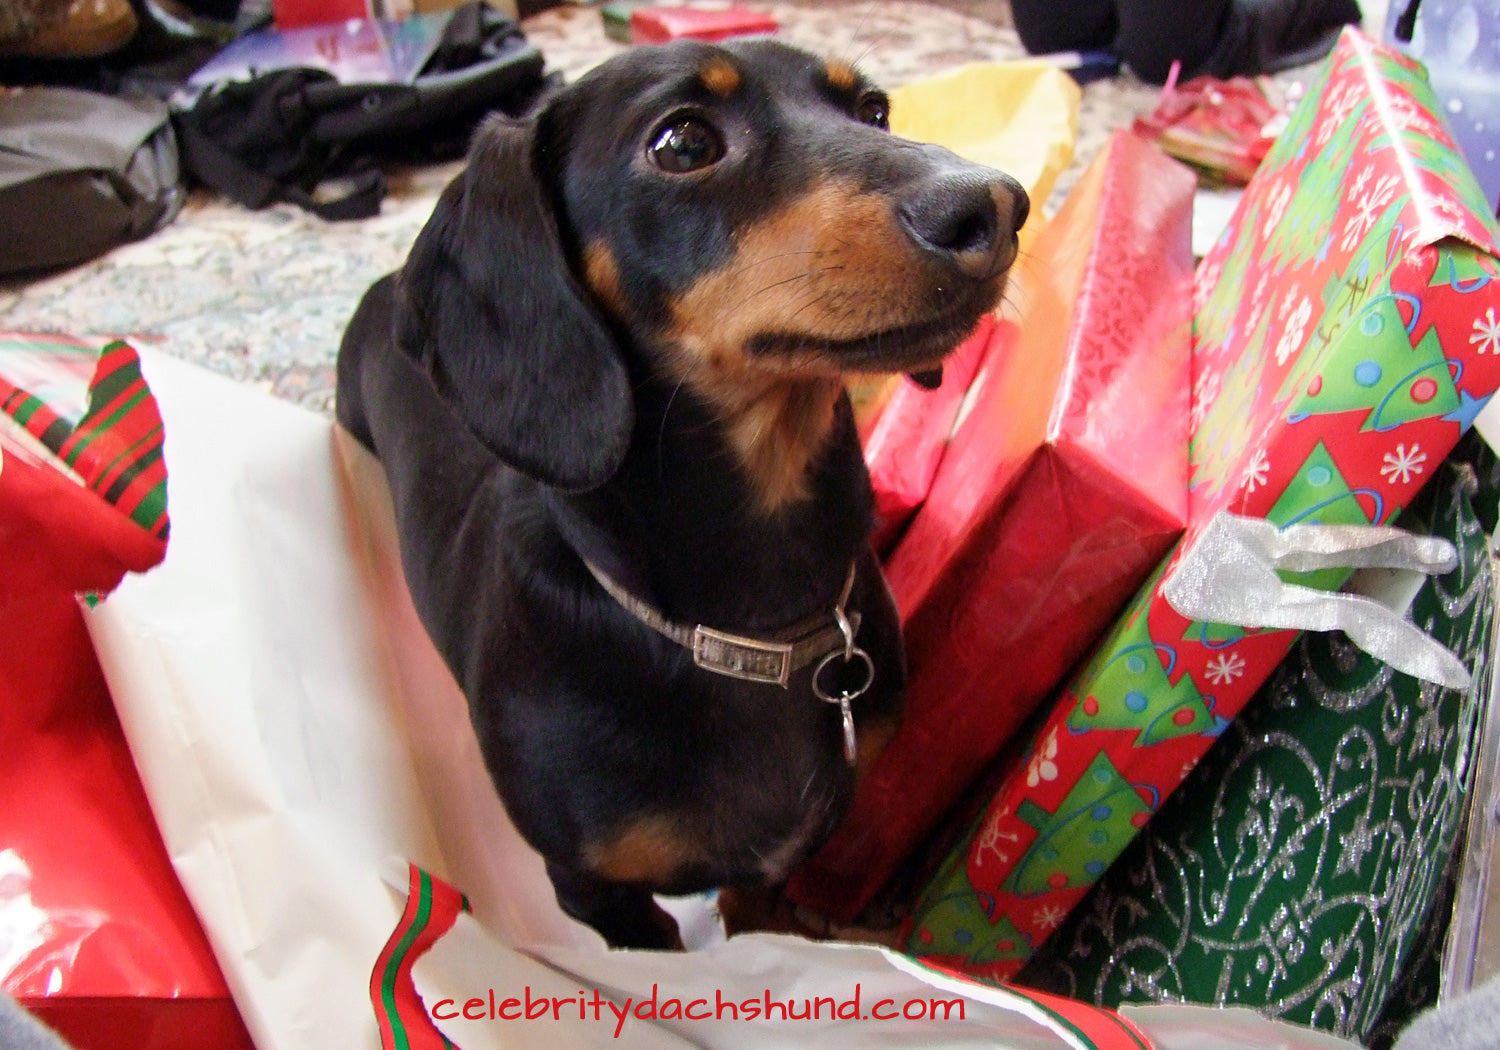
[630,5,778,44]
[787,130,1195,922]
[864,314,995,555]
[271,0,374,32]
[0,334,252,1050]
[1131,73,1286,186]
[904,29,1500,980]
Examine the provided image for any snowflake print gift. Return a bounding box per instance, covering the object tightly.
[905,28,1500,983]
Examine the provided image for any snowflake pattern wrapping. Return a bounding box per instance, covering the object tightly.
[905,28,1500,982]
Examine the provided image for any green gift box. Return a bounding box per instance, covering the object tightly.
[1016,440,1497,1043]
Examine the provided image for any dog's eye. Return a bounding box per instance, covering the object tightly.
[648,118,725,173]
[856,94,890,130]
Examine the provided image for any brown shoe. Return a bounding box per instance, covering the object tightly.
[0,0,138,59]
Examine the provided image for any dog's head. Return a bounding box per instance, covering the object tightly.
[398,38,1028,505]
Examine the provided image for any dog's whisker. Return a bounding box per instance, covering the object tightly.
[741,263,847,306]
[822,4,875,73]
[843,4,894,74]
[782,307,833,343]
[993,248,1040,320]
[784,289,835,325]
[729,259,831,296]
[737,248,828,271]
[659,357,704,479]
[744,270,816,296]
[798,770,817,805]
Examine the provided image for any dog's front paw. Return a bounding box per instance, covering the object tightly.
[547,862,684,951]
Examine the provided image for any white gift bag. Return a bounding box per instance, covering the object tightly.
[85,349,1364,1050]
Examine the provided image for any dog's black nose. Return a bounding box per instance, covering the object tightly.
[898,170,1029,280]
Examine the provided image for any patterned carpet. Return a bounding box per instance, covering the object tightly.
[0,1,1342,413]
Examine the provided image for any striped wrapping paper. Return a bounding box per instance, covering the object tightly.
[1,331,168,540]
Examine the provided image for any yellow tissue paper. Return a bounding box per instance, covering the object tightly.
[891,60,1081,236]
[848,62,1080,433]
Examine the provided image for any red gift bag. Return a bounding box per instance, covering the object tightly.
[0,335,252,1050]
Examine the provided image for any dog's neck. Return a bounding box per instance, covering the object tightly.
[583,246,847,515]
[690,373,846,515]
[546,373,873,633]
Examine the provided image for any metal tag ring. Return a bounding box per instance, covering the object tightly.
[812,647,874,704]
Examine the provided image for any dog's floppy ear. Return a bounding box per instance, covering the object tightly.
[396,113,633,491]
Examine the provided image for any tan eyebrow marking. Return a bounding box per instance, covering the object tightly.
[825,59,859,92]
[700,56,741,97]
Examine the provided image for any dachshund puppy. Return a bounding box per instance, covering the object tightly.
[336,37,1027,949]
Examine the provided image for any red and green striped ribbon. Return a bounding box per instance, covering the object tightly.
[1007,984,1155,1050]
[0,334,168,540]
[371,865,1154,1050]
[370,864,470,1050]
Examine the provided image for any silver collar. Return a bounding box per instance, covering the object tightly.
[581,558,862,688]
[580,557,873,765]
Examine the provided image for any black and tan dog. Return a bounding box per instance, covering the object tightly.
[336,37,1027,949]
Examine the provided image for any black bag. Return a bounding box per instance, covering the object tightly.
[0,86,182,275]
[172,2,548,220]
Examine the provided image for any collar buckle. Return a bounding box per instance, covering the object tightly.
[692,627,794,686]
[583,556,863,690]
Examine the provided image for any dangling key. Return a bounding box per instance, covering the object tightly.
[837,695,856,766]
[813,590,873,767]
[813,637,873,767]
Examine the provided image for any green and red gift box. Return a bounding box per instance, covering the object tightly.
[903,29,1500,980]
[1017,442,1496,1039]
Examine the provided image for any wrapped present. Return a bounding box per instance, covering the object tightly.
[852,58,1082,514]
[1014,444,1495,1042]
[1444,452,1500,1002]
[788,129,1195,922]
[0,333,253,1050]
[629,5,778,44]
[903,28,1500,979]
[863,314,994,555]
[1130,73,1287,186]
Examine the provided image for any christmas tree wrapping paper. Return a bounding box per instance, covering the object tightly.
[1011,444,1496,1044]
[902,28,1500,979]
[789,129,1196,923]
